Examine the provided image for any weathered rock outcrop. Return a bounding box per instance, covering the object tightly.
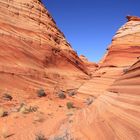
[68,60,140,140]
[109,59,140,94]
[0,1,140,139]
[63,17,140,140]
[100,16,140,67]
[0,0,89,97]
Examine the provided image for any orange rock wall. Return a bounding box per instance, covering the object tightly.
[100,16,140,67]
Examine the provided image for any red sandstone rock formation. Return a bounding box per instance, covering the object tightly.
[0,0,140,139]
[62,17,140,140]
[0,0,89,98]
[68,60,140,139]
[100,16,140,67]
[109,59,140,94]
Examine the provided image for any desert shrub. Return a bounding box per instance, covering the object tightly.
[53,131,73,140]
[18,105,29,114]
[2,93,13,101]
[28,106,38,112]
[68,90,76,97]
[66,102,74,109]
[58,91,66,99]
[18,103,38,114]
[35,133,46,140]
[123,68,129,73]
[37,88,46,97]
[85,98,93,105]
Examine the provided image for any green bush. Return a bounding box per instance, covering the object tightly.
[66,102,74,109]
[68,90,76,97]
[35,133,46,140]
[37,88,46,97]
[18,103,38,114]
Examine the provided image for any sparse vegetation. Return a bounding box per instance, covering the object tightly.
[18,103,38,114]
[35,133,46,140]
[28,106,38,112]
[53,131,73,140]
[68,90,76,97]
[66,102,74,109]
[37,88,46,97]
[19,105,29,114]
[58,91,66,99]
[123,68,129,73]
[85,98,93,105]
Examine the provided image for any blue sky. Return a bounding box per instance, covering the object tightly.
[41,0,140,62]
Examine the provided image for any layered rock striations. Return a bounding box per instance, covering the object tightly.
[63,17,140,140]
[0,1,140,139]
[0,0,89,96]
[109,59,140,94]
[100,16,140,67]
[69,60,140,140]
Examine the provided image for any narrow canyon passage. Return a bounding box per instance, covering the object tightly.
[0,0,140,140]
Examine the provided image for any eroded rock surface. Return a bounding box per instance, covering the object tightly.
[0,1,140,139]
[100,16,140,67]
[0,0,89,98]
[67,60,140,140]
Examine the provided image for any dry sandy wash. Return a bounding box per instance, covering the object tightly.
[0,0,140,140]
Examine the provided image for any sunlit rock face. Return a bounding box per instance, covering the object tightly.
[67,60,140,140]
[64,17,140,140]
[109,59,140,94]
[100,16,140,67]
[0,0,89,96]
[0,1,140,139]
